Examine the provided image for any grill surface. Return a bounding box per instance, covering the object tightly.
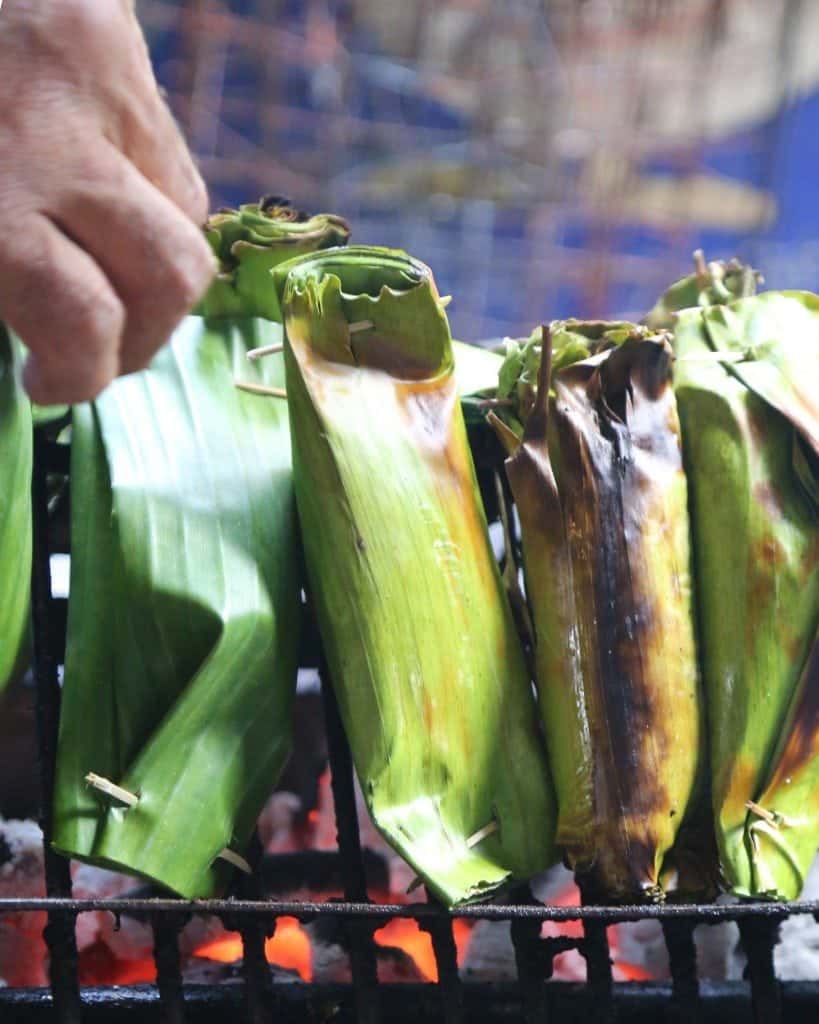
[1,424,816,1023]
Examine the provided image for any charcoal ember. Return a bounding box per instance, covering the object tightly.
[258,792,302,851]
[307,917,425,984]
[0,818,47,987]
[72,863,153,963]
[459,920,515,981]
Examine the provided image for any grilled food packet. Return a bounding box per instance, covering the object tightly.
[50,198,340,895]
[493,321,702,902]
[275,245,556,906]
[673,292,818,899]
[644,251,760,330]
[0,327,32,693]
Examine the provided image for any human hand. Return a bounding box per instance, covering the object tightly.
[0,0,216,404]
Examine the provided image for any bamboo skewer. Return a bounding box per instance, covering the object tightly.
[405,820,499,894]
[348,320,373,333]
[246,342,284,360]
[234,380,287,398]
[85,772,138,807]
[85,773,252,874]
[217,848,253,874]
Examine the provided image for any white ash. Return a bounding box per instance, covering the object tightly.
[775,857,819,981]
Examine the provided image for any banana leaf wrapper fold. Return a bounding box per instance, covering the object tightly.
[494,320,641,441]
[276,245,556,906]
[495,324,702,902]
[53,318,300,897]
[201,196,351,320]
[672,292,819,899]
[0,327,32,693]
[644,252,760,330]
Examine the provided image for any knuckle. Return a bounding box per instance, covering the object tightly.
[185,169,210,224]
[165,234,216,310]
[73,280,125,345]
[49,0,112,45]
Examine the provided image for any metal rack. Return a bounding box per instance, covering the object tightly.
[0,424,816,1023]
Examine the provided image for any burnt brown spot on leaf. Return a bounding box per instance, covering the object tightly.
[761,638,819,793]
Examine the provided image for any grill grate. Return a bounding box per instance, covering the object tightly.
[1,424,817,1023]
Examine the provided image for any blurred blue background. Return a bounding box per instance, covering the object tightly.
[138,0,819,341]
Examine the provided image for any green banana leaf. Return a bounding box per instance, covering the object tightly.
[53,318,300,897]
[200,196,351,320]
[702,292,818,457]
[275,245,556,906]
[747,630,818,899]
[0,327,32,693]
[452,340,502,398]
[644,252,759,329]
[496,325,702,902]
[672,295,819,898]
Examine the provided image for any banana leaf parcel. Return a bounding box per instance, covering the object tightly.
[673,291,819,899]
[0,327,32,693]
[53,318,299,897]
[494,323,702,902]
[276,245,556,906]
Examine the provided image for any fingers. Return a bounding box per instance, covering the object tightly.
[116,89,211,227]
[109,7,210,225]
[49,143,216,376]
[0,214,124,405]
[0,0,215,405]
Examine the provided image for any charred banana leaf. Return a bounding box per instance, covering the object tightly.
[277,245,556,906]
[497,325,701,902]
[0,327,31,692]
[495,320,639,439]
[53,318,299,897]
[645,251,760,330]
[673,292,819,898]
[201,196,351,320]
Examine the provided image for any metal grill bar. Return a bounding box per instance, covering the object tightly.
[231,840,273,1024]
[421,911,463,1024]
[738,916,783,1024]
[31,432,82,1024]
[8,980,819,1024]
[152,913,186,1024]
[319,657,381,1024]
[510,885,549,1023]
[3,895,819,922]
[581,918,615,1022]
[237,916,271,1024]
[662,918,700,1023]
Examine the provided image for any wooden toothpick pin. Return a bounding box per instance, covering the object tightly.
[85,772,138,807]
[246,342,284,360]
[234,380,287,398]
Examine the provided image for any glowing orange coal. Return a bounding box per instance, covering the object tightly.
[540,880,654,982]
[78,941,156,987]
[194,916,312,981]
[374,917,473,982]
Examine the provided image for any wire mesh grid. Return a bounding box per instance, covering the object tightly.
[136,0,819,342]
